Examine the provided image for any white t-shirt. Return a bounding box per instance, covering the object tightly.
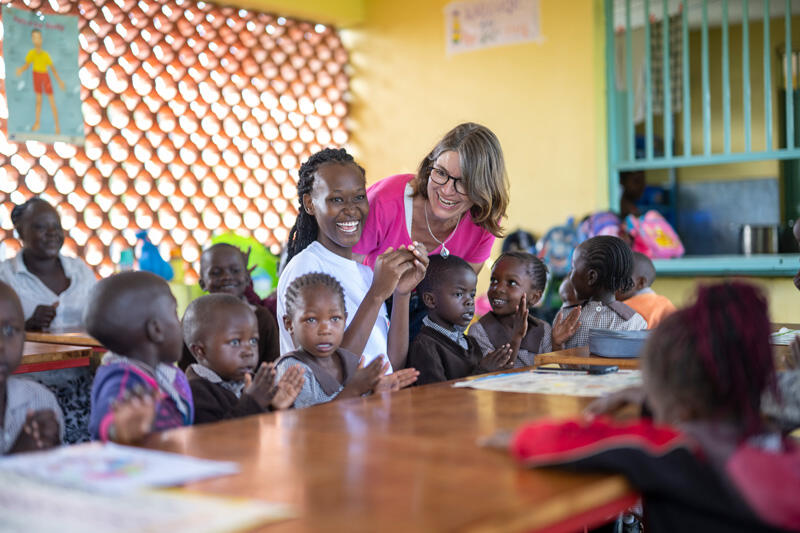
[277,241,391,369]
[0,253,97,329]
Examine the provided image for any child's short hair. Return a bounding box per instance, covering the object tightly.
[493,251,548,292]
[182,293,251,347]
[418,254,473,296]
[200,243,246,270]
[579,236,634,293]
[284,272,346,319]
[84,271,171,354]
[632,252,656,287]
[643,282,775,436]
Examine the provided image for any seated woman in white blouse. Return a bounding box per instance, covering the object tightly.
[0,197,96,331]
[0,197,97,444]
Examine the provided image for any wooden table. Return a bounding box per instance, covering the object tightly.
[142,383,637,533]
[534,346,639,370]
[24,328,102,348]
[16,341,93,374]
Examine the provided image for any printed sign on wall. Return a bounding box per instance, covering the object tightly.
[444,0,542,55]
[2,6,84,145]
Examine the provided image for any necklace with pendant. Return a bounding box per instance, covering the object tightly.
[424,202,462,259]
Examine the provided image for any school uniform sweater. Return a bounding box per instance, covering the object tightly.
[408,325,486,385]
[275,348,361,408]
[178,304,280,370]
[511,418,800,533]
[186,365,268,424]
[469,313,553,368]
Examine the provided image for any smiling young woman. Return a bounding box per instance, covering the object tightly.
[353,122,509,274]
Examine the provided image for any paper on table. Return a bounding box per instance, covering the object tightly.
[453,370,642,397]
[0,471,294,533]
[0,442,239,494]
[771,327,800,346]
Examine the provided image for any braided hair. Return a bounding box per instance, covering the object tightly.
[642,282,776,437]
[284,148,365,265]
[284,272,346,320]
[10,196,49,231]
[493,251,549,294]
[578,236,634,294]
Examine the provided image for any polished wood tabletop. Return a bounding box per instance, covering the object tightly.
[142,381,636,533]
[24,328,103,348]
[16,342,93,374]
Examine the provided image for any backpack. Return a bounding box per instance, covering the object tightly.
[577,211,625,242]
[536,218,579,277]
[626,210,684,259]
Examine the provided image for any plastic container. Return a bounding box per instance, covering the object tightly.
[588,328,650,358]
[170,249,185,283]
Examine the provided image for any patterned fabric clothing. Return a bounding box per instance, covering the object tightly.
[29,367,93,444]
[422,315,468,350]
[1,376,64,454]
[560,300,647,349]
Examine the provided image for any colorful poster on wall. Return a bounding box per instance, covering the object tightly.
[444,0,542,55]
[2,6,84,145]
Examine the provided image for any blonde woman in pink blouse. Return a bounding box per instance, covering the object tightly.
[354,122,509,274]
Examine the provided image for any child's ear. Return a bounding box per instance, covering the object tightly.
[282,315,293,334]
[301,193,315,216]
[189,342,207,365]
[528,289,543,306]
[586,268,599,287]
[145,317,164,343]
[198,278,206,291]
[635,275,648,291]
[421,291,436,310]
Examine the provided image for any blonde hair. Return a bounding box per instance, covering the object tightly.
[412,123,508,237]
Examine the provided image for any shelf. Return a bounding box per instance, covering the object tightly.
[653,254,800,277]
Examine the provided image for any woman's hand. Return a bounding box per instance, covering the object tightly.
[395,242,429,295]
[370,248,413,301]
[551,307,581,349]
[25,303,58,331]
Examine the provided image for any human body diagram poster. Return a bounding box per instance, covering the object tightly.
[2,6,84,144]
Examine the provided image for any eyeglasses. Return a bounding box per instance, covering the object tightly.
[429,166,467,195]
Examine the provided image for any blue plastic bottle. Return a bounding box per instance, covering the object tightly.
[136,230,174,281]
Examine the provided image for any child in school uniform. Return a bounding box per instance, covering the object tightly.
[0,281,63,454]
[551,236,647,350]
[408,255,515,385]
[179,243,280,369]
[278,148,428,370]
[616,251,676,328]
[511,282,800,533]
[469,252,553,367]
[276,273,418,408]
[86,272,193,443]
[182,294,305,424]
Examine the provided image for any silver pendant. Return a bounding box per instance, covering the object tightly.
[441,246,449,258]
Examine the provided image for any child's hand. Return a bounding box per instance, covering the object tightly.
[342,356,388,397]
[371,248,413,301]
[511,294,529,343]
[374,367,420,392]
[25,302,58,331]
[110,386,158,444]
[788,335,800,370]
[9,409,60,453]
[479,344,514,371]
[270,364,305,410]
[395,242,429,295]
[243,362,279,410]
[583,386,646,420]
[551,306,581,349]
[57,79,65,91]
[15,65,25,77]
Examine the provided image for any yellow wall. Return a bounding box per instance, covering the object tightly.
[654,276,800,323]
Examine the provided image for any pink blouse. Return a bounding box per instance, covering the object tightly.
[353,174,495,267]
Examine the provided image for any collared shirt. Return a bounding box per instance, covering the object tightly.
[188,364,246,398]
[562,300,648,349]
[1,377,64,454]
[275,356,339,409]
[0,253,97,329]
[422,315,468,350]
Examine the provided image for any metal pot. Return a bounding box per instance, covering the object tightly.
[740,224,779,255]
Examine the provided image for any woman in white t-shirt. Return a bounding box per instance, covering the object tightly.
[0,197,96,330]
[277,148,428,370]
